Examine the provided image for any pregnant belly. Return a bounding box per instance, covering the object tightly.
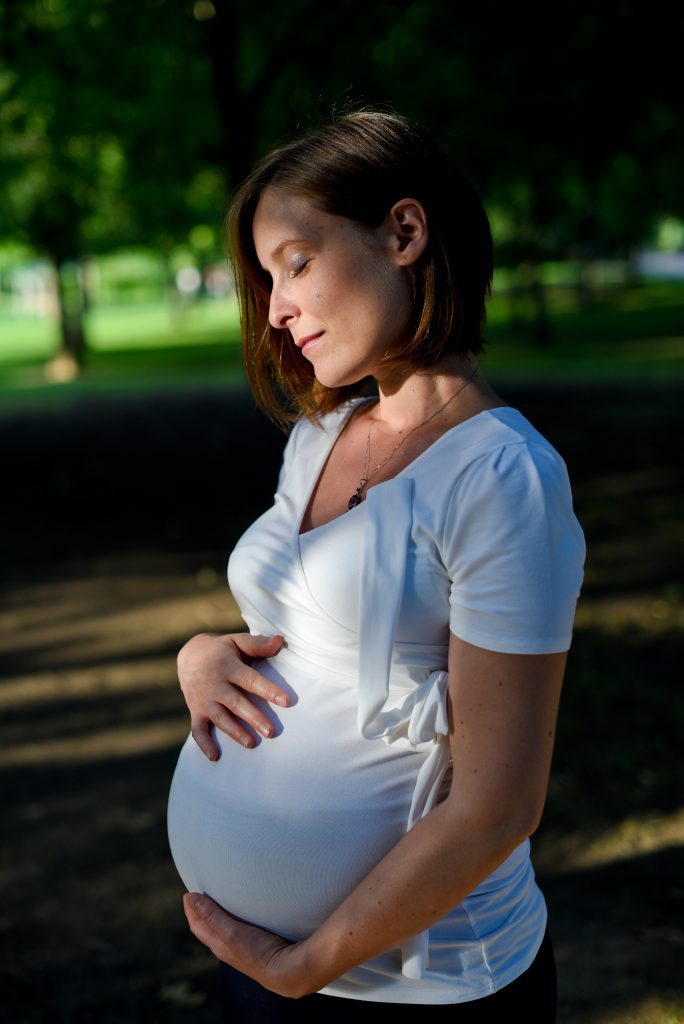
[167,656,421,939]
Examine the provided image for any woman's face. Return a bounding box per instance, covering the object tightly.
[252,188,418,389]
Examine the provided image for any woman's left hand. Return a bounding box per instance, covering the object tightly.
[183,893,317,999]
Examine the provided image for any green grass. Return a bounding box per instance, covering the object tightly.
[0,282,683,409]
[482,280,684,378]
[0,297,245,407]
[0,296,241,362]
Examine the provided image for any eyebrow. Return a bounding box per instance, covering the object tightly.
[270,238,310,260]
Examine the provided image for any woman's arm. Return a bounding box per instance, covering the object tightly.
[184,632,567,996]
[177,632,291,760]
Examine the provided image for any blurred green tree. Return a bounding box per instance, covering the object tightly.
[0,0,225,369]
[196,0,682,341]
[1,0,681,358]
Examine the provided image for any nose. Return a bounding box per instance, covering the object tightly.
[268,281,299,331]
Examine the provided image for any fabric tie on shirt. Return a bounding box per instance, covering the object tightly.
[357,477,452,980]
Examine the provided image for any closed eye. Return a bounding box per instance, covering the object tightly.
[289,258,311,278]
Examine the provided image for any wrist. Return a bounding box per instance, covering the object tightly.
[285,935,337,998]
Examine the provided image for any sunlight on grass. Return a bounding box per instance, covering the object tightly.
[597,995,684,1024]
[535,806,684,874]
[0,717,192,767]
[87,298,240,351]
[0,564,245,766]
[574,592,684,634]
[0,297,240,364]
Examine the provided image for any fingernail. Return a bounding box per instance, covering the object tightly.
[240,736,251,747]
[275,695,287,707]
[259,723,271,737]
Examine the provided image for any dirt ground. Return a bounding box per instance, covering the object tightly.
[1,381,683,1023]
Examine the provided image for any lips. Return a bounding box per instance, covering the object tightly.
[295,331,324,352]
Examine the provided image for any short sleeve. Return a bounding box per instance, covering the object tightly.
[443,441,586,654]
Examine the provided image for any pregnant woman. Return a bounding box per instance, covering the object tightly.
[167,110,585,1023]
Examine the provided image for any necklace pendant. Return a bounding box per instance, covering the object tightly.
[347,477,368,511]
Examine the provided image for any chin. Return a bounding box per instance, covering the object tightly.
[310,359,378,391]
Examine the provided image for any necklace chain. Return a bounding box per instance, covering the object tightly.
[347,364,480,511]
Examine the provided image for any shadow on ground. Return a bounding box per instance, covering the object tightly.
[1,379,682,1023]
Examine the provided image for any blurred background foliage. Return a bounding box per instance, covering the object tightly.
[0,0,683,391]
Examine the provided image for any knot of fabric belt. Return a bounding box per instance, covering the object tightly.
[407,670,450,745]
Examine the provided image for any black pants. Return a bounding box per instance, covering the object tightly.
[219,929,557,1023]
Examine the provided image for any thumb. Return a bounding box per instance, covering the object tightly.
[184,892,210,917]
[233,633,285,657]
[251,633,285,650]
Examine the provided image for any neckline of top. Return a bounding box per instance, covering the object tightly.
[297,400,521,539]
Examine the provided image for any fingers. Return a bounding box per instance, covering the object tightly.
[191,707,257,755]
[228,636,290,709]
[184,893,253,967]
[180,632,292,757]
[192,689,280,757]
[184,893,237,961]
[209,701,263,749]
[180,632,290,709]
[190,717,221,760]
[183,893,301,996]
[229,662,290,713]
[184,892,219,932]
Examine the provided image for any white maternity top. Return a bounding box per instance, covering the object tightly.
[167,401,585,1004]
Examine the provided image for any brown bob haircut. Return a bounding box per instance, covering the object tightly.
[226,110,493,426]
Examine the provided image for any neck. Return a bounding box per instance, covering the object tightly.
[370,354,486,433]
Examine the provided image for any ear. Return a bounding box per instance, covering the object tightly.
[385,198,429,266]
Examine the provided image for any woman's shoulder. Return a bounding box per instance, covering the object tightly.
[415,406,568,490]
[438,408,585,652]
[416,405,582,544]
[452,406,560,458]
[438,407,583,546]
[481,406,562,454]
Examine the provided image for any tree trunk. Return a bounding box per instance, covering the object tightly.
[531,271,552,345]
[577,258,599,310]
[56,259,87,367]
[519,262,552,345]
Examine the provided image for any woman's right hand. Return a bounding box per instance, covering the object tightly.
[177,632,289,760]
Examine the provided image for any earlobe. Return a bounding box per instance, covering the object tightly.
[388,198,429,266]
